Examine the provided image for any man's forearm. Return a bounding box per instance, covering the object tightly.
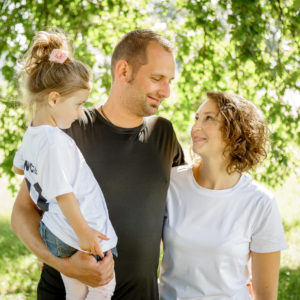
[11,179,115,287]
[11,179,66,272]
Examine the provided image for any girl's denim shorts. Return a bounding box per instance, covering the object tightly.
[40,221,117,260]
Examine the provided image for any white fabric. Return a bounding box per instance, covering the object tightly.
[14,125,117,253]
[61,271,116,300]
[160,165,287,300]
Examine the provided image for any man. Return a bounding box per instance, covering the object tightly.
[11,29,184,299]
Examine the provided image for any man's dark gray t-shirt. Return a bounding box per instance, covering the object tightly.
[37,108,184,300]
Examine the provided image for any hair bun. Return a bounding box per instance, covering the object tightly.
[23,30,71,76]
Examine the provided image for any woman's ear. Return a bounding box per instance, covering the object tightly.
[48,92,61,107]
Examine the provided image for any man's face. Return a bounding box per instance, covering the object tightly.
[125,42,175,117]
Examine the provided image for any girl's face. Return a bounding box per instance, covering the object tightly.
[51,89,89,129]
[191,98,226,159]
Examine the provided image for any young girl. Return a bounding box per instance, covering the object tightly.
[13,30,117,300]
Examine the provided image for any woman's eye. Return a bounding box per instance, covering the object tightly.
[206,116,213,121]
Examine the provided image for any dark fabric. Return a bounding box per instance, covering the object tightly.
[37,108,185,300]
[37,264,65,300]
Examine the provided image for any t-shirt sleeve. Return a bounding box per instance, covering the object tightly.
[37,142,74,200]
[170,125,185,167]
[13,145,25,170]
[250,195,287,253]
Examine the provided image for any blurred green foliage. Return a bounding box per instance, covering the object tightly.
[0,0,299,192]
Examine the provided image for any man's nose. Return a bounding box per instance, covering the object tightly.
[158,81,170,99]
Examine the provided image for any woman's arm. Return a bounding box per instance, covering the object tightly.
[11,179,114,287]
[251,251,280,300]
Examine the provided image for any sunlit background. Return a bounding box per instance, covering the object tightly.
[0,0,299,299]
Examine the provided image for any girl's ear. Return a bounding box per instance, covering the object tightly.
[115,60,133,83]
[48,92,61,107]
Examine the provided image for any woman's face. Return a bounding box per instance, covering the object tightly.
[191,98,226,159]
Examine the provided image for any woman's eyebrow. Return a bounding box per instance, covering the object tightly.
[203,112,217,115]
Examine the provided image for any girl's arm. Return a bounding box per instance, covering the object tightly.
[56,192,109,257]
[11,179,114,287]
[12,165,24,175]
[251,251,281,300]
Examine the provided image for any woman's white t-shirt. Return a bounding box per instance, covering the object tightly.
[13,125,117,253]
[160,165,287,300]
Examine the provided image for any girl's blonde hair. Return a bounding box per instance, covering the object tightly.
[20,29,90,117]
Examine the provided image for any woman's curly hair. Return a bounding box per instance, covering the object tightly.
[207,91,269,173]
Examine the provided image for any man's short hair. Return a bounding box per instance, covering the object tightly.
[111,29,174,80]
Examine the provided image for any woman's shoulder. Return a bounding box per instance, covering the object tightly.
[171,164,193,181]
[241,173,276,205]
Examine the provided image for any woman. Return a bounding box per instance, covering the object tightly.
[160,92,287,300]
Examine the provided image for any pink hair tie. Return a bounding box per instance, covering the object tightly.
[49,49,68,64]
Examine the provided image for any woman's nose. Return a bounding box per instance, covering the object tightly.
[192,123,202,131]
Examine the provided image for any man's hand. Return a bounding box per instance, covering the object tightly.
[61,250,114,287]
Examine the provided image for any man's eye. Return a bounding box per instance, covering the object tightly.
[152,77,160,82]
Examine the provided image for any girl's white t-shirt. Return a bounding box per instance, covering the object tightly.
[14,125,117,253]
[160,165,287,300]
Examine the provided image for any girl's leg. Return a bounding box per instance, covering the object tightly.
[60,273,88,300]
[86,272,116,300]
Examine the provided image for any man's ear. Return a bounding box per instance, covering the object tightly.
[48,92,61,107]
[115,60,133,83]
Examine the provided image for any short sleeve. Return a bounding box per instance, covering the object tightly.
[37,142,74,200]
[13,145,25,170]
[250,196,287,253]
[170,124,185,167]
[172,140,185,167]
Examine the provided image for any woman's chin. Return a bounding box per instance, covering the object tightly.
[192,146,205,157]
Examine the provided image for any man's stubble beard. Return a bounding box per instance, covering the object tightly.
[141,95,160,116]
[127,78,160,117]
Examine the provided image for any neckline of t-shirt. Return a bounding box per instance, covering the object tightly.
[28,124,58,130]
[94,107,146,134]
[189,165,246,196]
[27,125,71,139]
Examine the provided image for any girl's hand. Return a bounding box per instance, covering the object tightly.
[78,227,109,258]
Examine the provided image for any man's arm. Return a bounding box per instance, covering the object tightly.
[11,179,114,287]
